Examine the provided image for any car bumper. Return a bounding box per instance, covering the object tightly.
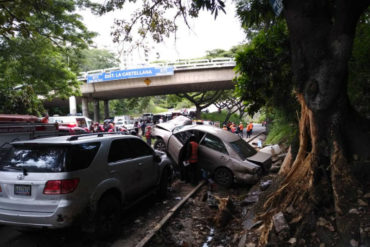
[0,201,83,229]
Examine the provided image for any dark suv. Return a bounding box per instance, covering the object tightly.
[0,133,172,236]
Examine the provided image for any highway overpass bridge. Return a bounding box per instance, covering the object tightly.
[67,58,236,121]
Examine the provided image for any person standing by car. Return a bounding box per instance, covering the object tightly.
[246,122,253,138]
[40,113,49,123]
[141,120,147,136]
[185,135,200,185]
[134,121,139,135]
[239,122,244,137]
[145,126,152,146]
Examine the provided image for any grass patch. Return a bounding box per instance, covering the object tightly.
[265,117,297,145]
[201,111,242,125]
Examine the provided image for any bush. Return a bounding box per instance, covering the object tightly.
[201,111,241,125]
[265,113,298,145]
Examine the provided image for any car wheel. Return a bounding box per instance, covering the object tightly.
[154,139,166,151]
[157,167,171,199]
[214,167,234,188]
[95,194,121,238]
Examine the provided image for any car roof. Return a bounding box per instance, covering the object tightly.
[11,133,141,145]
[179,125,240,142]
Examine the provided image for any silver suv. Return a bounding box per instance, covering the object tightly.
[0,133,172,236]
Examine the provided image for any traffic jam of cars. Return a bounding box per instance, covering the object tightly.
[0,113,271,236]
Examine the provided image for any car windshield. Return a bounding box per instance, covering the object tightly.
[0,143,100,172]
[172,125,187,133]
[229,139,257,160]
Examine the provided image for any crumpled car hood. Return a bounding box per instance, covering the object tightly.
[155,116,192,131]
[246,151,271,164]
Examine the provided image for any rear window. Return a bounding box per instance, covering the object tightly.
[0,143,100,172]
[229,139,257,160]
[76,118,87,128]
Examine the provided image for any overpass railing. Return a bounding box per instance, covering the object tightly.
[77,57,236,81]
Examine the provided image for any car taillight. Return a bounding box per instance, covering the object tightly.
[43,179,79,195]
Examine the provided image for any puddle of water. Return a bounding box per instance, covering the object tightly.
[202,227,214,247]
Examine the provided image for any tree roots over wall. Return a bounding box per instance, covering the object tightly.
[255,94,370,247]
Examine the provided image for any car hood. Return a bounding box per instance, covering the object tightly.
[155,116,192,132]
[246,151,271,164]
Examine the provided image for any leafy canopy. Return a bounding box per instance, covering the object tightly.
[0,0,96,114]
[234,21,296,117]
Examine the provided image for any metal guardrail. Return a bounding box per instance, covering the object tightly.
[77,57,236,81]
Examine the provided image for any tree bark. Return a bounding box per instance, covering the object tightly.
[257,0,370,246]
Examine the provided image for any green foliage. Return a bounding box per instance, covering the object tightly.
[201,111,241,124]
[0,0,95,115]
[0,86,44,115]
[348,11,370,117]
[0,0,95,47]
[110,97,169,116]
[265,110,298,145]
[234,21,297,121]
[236,0,278,34]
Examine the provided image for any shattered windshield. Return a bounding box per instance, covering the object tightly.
[229,139,257,160]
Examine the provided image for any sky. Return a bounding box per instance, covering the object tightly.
[79,1,246,66]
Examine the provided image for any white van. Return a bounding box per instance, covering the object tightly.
[113,115,134,130]
[49,116,93,130]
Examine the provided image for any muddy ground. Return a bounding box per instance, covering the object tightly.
[148,177,274,247]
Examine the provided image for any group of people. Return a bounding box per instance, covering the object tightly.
[222,121,254,138]
[89,121,114,133]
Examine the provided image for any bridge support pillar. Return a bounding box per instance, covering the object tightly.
[104,100,109,119]
[69,96,77,115]
[93,99,100,122]
[82,97,89,118]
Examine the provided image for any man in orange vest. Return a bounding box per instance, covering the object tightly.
[246,122,253,138]
[238,122,244,137]
[185,135,199,185]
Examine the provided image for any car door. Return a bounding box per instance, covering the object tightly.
[198,133,231,173]
[107,139,139,200]
[167,130,192,165]
[127,138,158,194]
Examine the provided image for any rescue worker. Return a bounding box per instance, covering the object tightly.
[231,123,237,133]
[239,122,244,137]
[107,122,115,132]
[145,126,152,146]
[185,135,199,185]
[40,113,49,123]
[247,122,253,138]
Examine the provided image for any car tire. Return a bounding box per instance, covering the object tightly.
[214,167,234,188]
[94,193,121,238]
[154,139,166,152]
[157,167,170,199]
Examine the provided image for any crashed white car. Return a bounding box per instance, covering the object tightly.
[153,119,272,187]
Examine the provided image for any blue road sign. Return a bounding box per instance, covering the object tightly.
[87,66,174,83]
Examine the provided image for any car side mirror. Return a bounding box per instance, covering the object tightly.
[153,154,161,163]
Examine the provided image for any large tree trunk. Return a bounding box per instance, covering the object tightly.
[257,1,370,246]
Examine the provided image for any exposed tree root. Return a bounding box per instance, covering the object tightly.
[256,94,369,246]
[257,94,318,245]
[278,146,293,176]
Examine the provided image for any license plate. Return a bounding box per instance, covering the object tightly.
[14,184,31,196]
